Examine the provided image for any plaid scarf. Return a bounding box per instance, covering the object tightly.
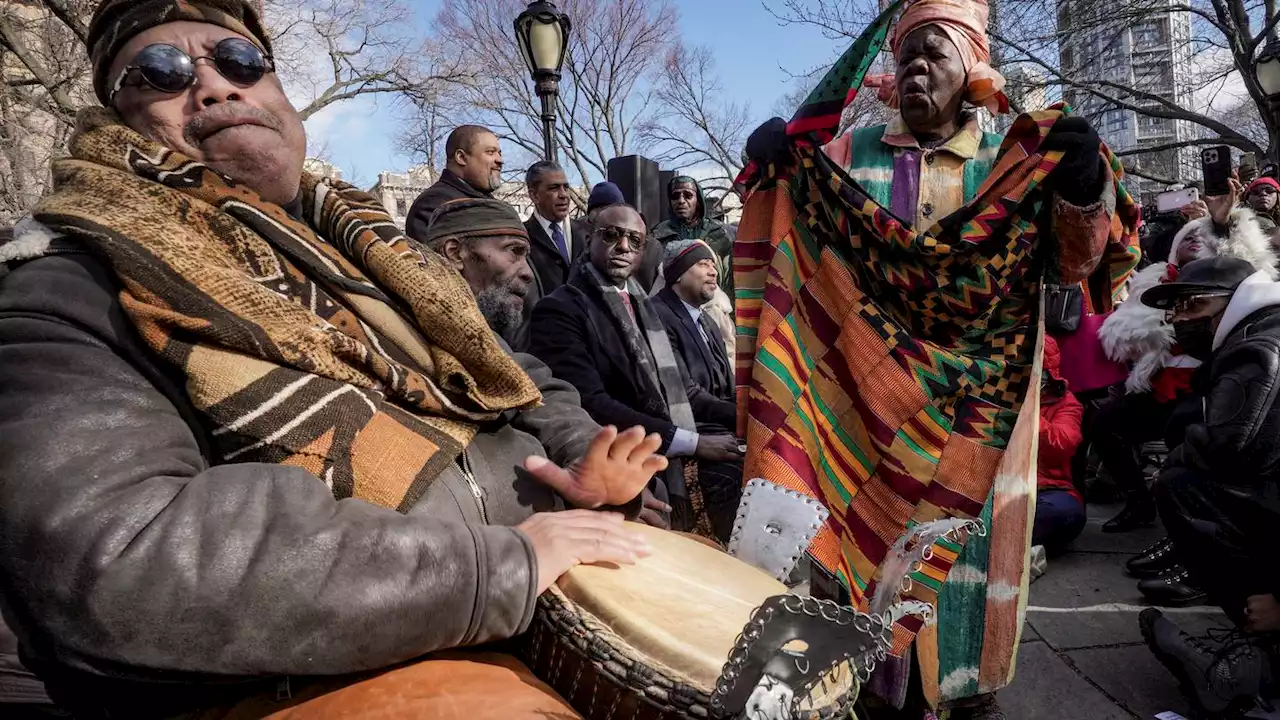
[581,263,694,430]
[734,0,1140,707]
[28,108,541,511]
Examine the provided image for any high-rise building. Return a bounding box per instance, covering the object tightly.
[993,66,1048,134]
[1057,0,1196,204]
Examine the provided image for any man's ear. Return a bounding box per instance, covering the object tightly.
[439,238,466,268]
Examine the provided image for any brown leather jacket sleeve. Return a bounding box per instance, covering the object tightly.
[0,253,536,682]
[502,338,599,468]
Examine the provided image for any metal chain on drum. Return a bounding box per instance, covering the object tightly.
[709,596,892,719]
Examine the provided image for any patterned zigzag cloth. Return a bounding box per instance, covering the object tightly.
[733,3,1140,707]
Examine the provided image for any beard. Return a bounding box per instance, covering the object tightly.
[475,285,523,336]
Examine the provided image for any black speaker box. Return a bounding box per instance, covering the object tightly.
[607,155,663,229]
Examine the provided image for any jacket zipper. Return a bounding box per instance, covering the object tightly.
[459,450,489,524]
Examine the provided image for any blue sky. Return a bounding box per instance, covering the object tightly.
[303,1,843,187]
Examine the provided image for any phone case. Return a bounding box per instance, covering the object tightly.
[1202,146,1232,196]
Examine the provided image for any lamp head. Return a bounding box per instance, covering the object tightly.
[514,0,571,93]
[1256,37,1280,97]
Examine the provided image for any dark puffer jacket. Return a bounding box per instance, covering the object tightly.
[1169,273,1280,487]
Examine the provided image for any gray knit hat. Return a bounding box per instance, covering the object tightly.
[663,239,716,286]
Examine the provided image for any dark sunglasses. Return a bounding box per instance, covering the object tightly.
[595,225,647,250]
[110,38,274,104]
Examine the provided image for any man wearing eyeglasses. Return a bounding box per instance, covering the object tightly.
[0,1,666,717]
[1137,256,1280,718]
[528,203,746,542]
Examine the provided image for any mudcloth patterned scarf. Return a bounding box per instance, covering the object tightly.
[733,0,1140,706]
[30,109,541,511]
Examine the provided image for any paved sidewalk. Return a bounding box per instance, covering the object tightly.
[998,503,1233,719]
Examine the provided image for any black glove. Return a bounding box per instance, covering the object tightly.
[1040,116,1104,206]
[744,117,791,167]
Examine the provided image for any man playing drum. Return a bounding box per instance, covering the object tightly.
[0,1,664,717]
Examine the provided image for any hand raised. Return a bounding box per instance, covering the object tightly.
[523,425,668,509]
[1206,178,1242,228]
[517,511,653,594]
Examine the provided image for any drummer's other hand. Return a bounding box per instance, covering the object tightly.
[635,488,672,530]
[523,425,667,509]
[517,510,653,594]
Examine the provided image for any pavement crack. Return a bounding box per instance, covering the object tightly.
[1054,647,1144,719]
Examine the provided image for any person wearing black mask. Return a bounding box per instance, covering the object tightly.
[1137,256,1280,719]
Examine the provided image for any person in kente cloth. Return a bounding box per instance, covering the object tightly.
[743,0,1139,716]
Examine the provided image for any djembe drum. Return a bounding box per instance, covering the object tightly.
[519,523,886,720]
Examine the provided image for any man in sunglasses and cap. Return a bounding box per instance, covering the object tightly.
[1136,256,1280,718]
[0,1,669,717]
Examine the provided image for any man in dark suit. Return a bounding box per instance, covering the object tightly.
[529,203,744,541]
[404,125,504,242]
[652,239,734,404]
[523,161,575,300]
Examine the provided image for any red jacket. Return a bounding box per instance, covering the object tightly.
[1039,337,1084,500]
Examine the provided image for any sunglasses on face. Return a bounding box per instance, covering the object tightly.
[595,225,647,250]
[1172,292,1229,315]
[110,38,274,104]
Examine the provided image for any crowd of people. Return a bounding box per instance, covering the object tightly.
[2,0,1280,719]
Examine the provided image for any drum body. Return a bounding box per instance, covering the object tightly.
[520,523,785,719]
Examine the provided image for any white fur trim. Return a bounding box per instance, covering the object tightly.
[1103,208,1278,393]
[1213,270,1280,350]
[1099,263,1173,377]
[0,217,61,264]
[1170,207,1278,277]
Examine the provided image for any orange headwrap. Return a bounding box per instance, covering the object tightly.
[864,0,1010,115]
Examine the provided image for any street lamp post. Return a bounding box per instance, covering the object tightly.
[514,1,571,163]
[1255,36,1280,167]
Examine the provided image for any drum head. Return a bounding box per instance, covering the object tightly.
[556,523,785,692]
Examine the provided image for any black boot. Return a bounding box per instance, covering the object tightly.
[947,695,1006,720]
[1103,495,1157,533]
[1127,536,1179,579]
[1139,565,1209,607]
[1140,609,1268,718]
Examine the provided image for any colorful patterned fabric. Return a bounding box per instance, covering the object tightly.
[732,4,1140,706]
[823,113,1004,231]
[30,108,542,512]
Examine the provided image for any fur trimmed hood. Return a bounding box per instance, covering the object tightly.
[1166,206,1278,274]
[1099,206,1277,393]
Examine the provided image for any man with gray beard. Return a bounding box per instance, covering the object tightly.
[425,198,535,344]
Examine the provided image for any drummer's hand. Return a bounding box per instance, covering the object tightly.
[635,489,672,530]
[523,425,667,509]
[518,510,653,594]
